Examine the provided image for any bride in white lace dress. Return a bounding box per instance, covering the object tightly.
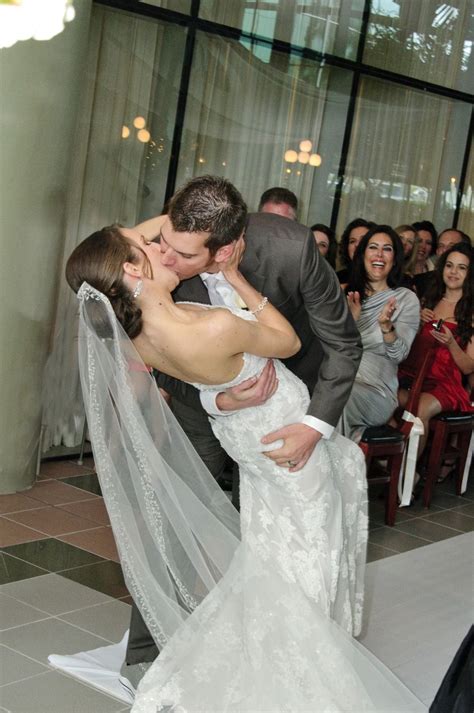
[66,226,426,712]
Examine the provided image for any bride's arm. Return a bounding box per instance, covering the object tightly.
[134,214,167,241]
[212,309,301,360]
[221,237,300,348]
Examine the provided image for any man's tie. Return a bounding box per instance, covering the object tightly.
[201,272,240,308]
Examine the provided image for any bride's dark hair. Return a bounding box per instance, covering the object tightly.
[66,225,151,339]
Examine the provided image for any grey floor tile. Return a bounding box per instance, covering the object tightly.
[59,473,101,496]
[366,542,398,562]
[59,561,128,599]
[0,617,110,665]
[59,599,131,643]
[451,501,474,518]
[0,593,49,631]
[422,509,474,533]
[394,517,462,542]
[0,573,112,615]
[0,644,47,685]
[426,489,472,510]
[2,538,105,573]
[369,526,431,553]
[0,552,48,585]
[0,670,122,713]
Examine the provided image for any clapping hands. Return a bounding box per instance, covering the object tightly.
[347,291,361,322]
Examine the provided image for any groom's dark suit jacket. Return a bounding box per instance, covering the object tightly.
[159,212,362,427]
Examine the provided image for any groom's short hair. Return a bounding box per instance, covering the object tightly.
[169,175,248,254]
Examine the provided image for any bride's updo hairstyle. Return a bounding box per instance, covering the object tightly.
[66,225,151,339]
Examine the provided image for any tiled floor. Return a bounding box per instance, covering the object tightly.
[0,455,473,711]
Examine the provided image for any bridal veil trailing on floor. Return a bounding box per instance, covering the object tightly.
[73,284,426,712]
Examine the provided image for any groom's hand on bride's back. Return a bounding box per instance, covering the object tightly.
[216,360,278,411]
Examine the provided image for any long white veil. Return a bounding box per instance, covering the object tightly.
[76,282,240,647]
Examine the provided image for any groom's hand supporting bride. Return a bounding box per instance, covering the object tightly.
[261,424,321,472]
[215,360,278,410]
[215,362,321,472]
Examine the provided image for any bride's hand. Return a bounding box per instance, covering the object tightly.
[221,235,246,281]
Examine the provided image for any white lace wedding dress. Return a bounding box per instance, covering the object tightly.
[132,307,425,713]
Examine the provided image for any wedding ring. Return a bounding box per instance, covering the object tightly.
[287,460,297,467]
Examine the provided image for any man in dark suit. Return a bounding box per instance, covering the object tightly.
[121,175,362,692]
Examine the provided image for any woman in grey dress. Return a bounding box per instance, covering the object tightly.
[339,225,420,442]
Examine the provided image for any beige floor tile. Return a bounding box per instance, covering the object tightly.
[0,517,45,547]
[0,669,122,712]
[58,498,110,526]
[3,507,102,537]
[0,593,50,630]
[0,644,47,685]
[59,526,119,561]
[1,617,110,666]
[0,573,111,615]
[59,599,130,643]
[26,479,99,506]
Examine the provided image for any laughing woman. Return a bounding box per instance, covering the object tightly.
[339,226,420,442]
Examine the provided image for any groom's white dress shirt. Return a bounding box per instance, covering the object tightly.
[199,271,333,439]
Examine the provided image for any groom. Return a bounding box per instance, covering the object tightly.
[122,175,362,689]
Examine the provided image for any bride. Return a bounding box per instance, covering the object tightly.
[65,225,425,712]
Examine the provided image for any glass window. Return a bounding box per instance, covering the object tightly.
[199,0,366,60]
[174,31,352,224]
[337,76,472,234]
[364,0,474,93]
[73,6,186,228]
[458,140,474,237]
[139,0,191,14]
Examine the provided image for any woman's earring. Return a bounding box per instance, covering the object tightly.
[132,279,143,299]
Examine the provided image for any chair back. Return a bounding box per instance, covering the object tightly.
[398,346,435,436]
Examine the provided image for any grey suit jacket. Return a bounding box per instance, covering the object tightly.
[158,212,362,427]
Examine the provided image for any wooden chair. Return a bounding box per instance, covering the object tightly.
[422,401,473,508]
[358,348,434,526]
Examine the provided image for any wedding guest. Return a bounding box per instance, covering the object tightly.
[414,226,470,299]
[310,223,337,268]
[258,186,298,220]
[412,220,437,277]
[398,243,474,468]
[336,218,374,285]
[395,224,419,289]
[339,226,420,442]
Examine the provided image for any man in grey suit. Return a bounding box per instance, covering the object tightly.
[121,175,362,691]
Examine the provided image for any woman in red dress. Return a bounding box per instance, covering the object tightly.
[398,243,473,466]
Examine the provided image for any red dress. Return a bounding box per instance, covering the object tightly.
[398,321,473,412]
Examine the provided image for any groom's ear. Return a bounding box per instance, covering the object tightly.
[214,242,236,265]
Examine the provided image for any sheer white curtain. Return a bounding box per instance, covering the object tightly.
[337,76,459,231]
[176,34,330,220]
[41,7,165,450]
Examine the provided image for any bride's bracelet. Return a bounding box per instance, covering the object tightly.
[251,296,268,314]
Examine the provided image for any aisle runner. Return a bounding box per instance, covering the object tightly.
[49,532,473,706]
[49,632,131,704]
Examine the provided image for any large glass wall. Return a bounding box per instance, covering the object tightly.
[83,1,473,236]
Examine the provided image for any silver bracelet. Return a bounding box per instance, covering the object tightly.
[251,296,268,314]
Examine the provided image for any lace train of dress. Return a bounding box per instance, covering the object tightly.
[132,308,426,712]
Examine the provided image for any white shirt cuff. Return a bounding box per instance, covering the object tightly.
[199,390,238,417]
[302,415,334,439]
